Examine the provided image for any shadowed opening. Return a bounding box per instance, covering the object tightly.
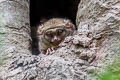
[30,0,80,55]
[30,0,80,26]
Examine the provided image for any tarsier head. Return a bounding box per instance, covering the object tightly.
[37,18,75,53]
[44,27,67,46]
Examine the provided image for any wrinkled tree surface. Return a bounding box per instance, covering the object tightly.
[0,0,32,79]
[0,0,120,80]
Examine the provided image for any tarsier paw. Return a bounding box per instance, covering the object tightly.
[46,47,56,55]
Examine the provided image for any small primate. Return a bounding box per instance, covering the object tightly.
[37,18,75,54]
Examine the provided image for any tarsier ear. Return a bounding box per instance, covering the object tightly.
[64,19,70,23]
[64,19,75,30]
[40,18,48,23]
[37,24,44,35]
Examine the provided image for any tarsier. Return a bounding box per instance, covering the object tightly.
[37,18,75,54]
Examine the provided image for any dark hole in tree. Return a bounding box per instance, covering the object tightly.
[30,0,80,55]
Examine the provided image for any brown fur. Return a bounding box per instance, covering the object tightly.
[37,18,75,54]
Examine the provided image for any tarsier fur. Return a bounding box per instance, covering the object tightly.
[37,18,75,54]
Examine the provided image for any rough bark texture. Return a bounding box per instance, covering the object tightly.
[34,0,120,80]
[0,0,31,80]
[0,0,120,80]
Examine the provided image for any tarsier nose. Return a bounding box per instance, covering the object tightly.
[54,40,59,44]
[53,36,60,44]
[54,39,59,43]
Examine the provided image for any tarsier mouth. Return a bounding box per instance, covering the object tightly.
[51,40,62,46]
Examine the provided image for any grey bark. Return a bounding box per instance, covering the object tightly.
[35,0,120,80]
[0,0,32,80]
[0,0,120,80]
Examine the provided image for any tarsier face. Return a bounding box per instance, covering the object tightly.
[44,27,66,46]
[37,18,75,54]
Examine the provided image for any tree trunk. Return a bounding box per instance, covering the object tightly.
[35,0,120,80]
[0,0,120,80]
[0,0,32,80]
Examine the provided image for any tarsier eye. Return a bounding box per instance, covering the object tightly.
[57,29,64,34]
[45,31,52,37]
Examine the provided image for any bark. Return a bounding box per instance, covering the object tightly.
[0,0,32,80]
[0,0,120,80]
[34,0,120,80]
